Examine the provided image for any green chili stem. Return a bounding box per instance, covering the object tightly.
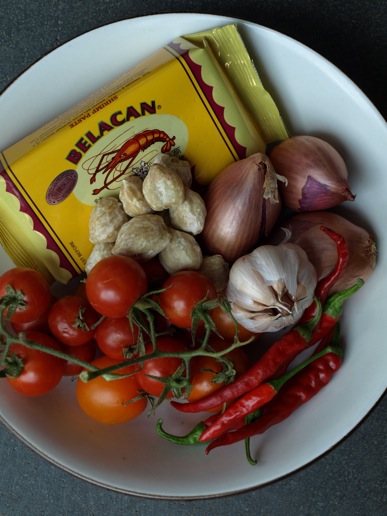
[244,409,262,466]
[156,418,208,445]
[324,279,364,319]
[296,298,322,342]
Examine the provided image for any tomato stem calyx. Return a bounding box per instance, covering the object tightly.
[0,285,27,319]
[72,306,91,332]
[0,351,24,378]
[130,289,167,352]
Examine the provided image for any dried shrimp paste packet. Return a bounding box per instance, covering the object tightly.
[0,23,286,283]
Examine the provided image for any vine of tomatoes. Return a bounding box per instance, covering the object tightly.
[0,259,256,425]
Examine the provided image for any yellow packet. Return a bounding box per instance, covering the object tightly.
[0,24,287,284]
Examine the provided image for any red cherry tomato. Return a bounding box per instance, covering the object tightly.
[136,337,188,398]
[95,317,139,359]
[187,355,224,404]
[11,297,54,333]
[6,331,65,396]
[159,271,217,329]
[62,340,97,376]
[0,267,52,324]
[48,295,100,347]
[76,355,147,424]
[141,256,168,288]
[187,337,250,411]
[74,281,88,301]
[85,256,147,318]
[208,336,250,376]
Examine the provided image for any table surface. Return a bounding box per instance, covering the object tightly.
[0,1,386,514]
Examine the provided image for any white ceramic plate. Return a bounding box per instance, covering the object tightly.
[0,13,386,499]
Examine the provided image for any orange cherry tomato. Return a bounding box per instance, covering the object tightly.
[76,355,147,424]
[210,305,260,342]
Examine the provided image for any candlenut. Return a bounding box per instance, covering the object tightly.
[86,154,214,277]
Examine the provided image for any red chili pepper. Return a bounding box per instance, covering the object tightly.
[309,278,363,346]
[268,226,347,380]
[170,300,323,414]
[170,229,350,416]
[198,343,342,442]
[205,326,343,454]
[172,280,363,415]
[314,226,349,302]
[273,278,363,378]
[297,225,349,325]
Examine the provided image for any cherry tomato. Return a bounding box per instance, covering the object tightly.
[141,256,168,288]
[95,317,139,359]
[150,293,173,334]
[210,305,260,342]
[187,337,250,411]
[159,271,217,329]
[187,355,224,404]
[74,281,88,301]
[62,340,97,376]
[208,336,250,376]
[76,355,147,424]
[48,295,100,347]
[6,331,65,396]
[136,337,188,398]
[11,297,54,333]
[0,267,52,324]
[86,256,147,318]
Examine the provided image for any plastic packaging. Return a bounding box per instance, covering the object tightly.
[0,24,287,283]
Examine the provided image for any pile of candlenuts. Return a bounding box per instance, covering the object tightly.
[86,153,229,293]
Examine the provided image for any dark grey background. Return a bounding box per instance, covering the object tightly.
[0,1,386,514]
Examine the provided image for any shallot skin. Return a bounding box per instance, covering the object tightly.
[268,211,377,294]
[269,136,355,212]
[200,153,282,263]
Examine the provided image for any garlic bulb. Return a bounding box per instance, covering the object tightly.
[226,243,317,332]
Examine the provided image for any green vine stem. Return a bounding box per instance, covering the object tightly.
[79,336,254,383]
[0,293,254,386]
[0,309,99,372]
